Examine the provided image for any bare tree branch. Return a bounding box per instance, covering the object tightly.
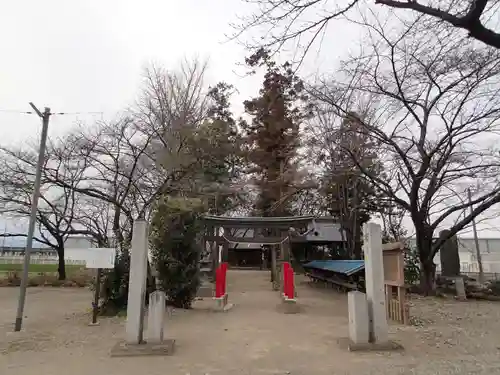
[232,0,500,63]
[307,11,500,289]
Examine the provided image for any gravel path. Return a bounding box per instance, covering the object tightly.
[1,270,499,375]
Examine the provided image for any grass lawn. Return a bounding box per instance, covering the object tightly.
[0,263,85,274]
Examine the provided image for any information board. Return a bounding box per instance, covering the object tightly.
[65,247,116,269]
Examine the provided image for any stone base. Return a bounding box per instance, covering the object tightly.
[338,337,403,352]
[215,294,233,312]
[87,321,100,326]
[110,339,176,357]
[276,298,302,314]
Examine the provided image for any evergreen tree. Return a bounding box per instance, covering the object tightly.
[195,82,245,215]
[241,49,311,217]
[316,112,384,258]
[150,197,204,309]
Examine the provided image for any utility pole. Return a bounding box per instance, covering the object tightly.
[14,103,51,332]
[467,188,484,284]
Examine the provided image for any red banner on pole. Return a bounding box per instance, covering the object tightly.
[285,267,294,299]
[221,262,228,295]
[215,267,223,298]
[282,262,290,297]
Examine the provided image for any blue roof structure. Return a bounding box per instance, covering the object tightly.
[303,260,365,276]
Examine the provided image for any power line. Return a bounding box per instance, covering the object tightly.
[0,109,105,116]
[52,111,104,116]
[0,109,34,114]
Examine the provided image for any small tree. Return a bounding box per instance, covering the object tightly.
[150,197,204,309]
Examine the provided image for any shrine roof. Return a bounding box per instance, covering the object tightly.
[202,215,316,227]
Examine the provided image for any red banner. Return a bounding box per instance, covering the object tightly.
[285,267,294,299]
[221,262,228,295]
[282,262,290,297]
[215,267,223,298]
[215,262,228,298]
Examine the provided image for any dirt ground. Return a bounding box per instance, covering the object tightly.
[1,270,500,375]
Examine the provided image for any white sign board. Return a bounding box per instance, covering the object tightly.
[85,248,116,269]
[66,247,116,269]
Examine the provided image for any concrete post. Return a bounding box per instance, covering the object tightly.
[455,277,467,301]
[362,222,388,344]
[348,291,369,345]
[125,219,149,344]
[147,291,166,344]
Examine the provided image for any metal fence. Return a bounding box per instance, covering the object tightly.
[461,272,500,281]
[437,271,500,282]
[0,255,85,266]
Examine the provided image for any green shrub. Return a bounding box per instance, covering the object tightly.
[150,197,204,309]
[99,250,131,315]
[404,244,420,285]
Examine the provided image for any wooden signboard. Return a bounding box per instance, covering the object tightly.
[382,242,405,287]
[382,242,409,325]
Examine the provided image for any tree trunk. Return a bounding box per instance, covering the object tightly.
[57,247,66,281]
[419,260,436,296]
[414,222,436,295]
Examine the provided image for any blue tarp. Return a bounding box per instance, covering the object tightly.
[303,260,365,277]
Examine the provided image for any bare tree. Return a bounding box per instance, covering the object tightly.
[306,104,386,258]
[232,0,500,62]
[69,197,114,247]
[42,59,245,248]
[310,14,500,292]
[0,140,83,279]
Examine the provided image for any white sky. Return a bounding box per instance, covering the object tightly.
[0,0,499,245]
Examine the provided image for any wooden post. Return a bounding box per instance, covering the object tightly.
[209,226,217,282]
[282,239,290,263]
[91,268,102,325]
[384,284,391,320]
[271,246,278,290]
[221,241,229,263]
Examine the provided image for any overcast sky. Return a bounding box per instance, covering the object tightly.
[0,0,499,245]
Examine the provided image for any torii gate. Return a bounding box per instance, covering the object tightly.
[201,215,316,290]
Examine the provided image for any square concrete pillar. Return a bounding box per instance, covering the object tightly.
[147,291,166,344]
[348,291,369,345]
[125,219,149,344]
[363,222,388,344]
[455,277,467,301]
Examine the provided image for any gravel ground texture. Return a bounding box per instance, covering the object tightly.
[1,270,499,375]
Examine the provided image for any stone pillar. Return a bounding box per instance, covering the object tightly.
[362,222,388,344]
[439,230,460,277]
[455,277,467,301]
[348,291,369,345]
[147,291,166,344]
[126,219,149,345]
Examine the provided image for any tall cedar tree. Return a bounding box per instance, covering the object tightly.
[242,49,310,217]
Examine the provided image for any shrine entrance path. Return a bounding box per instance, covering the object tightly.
[1,270,499,375]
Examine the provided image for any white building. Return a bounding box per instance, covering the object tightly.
[409,237,500,273]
